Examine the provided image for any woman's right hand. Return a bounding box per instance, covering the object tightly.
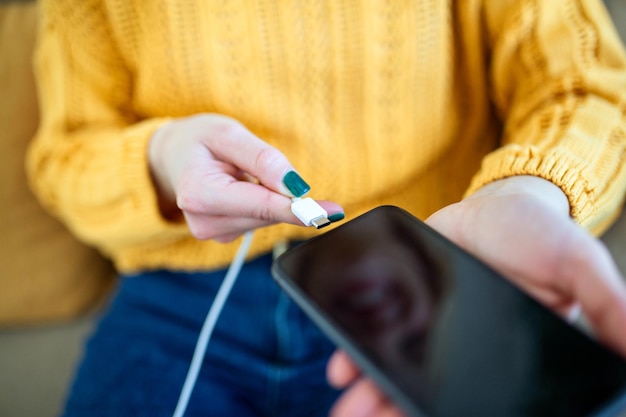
[148,114,343,242]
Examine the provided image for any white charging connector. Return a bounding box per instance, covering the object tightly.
[291,197,331,229]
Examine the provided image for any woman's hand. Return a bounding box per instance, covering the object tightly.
[148,114,343,242]
[327,175,626,417]
[426,176,626,346]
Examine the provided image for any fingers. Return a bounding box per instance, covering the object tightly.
[181,190,344,241]
[560,233,626,356]
[330,378,406,417]
[327,350,361,389]
[180,175,343,222]
[327,351,406,417]
[178,178,293,221]
[197,116,306,197]
[183,193,344,240]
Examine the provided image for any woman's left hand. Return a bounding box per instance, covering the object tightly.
[327,175,626,417]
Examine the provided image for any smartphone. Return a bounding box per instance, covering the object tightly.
[271,205,626,417]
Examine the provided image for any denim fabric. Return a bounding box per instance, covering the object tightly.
[62,253,341,417]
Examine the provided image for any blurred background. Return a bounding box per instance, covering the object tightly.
[0,1,625,416]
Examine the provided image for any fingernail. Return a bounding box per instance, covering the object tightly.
[328,212,345,223]
[283,171,310,197]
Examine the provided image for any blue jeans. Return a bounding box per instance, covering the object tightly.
[62,253,341,417]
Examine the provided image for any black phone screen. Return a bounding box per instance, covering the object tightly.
[271,206,626,417]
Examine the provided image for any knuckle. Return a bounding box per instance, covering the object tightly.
[175,183,204,213]
[254,146,284,176]
[207,116,244,141]
[175,175,219,214]
[251,202,275,222]
[177,194,200,213]
[190,114,245,144]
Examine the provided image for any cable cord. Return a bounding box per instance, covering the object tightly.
[172,230,255,417]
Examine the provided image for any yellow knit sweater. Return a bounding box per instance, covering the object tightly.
[28,0,626,273]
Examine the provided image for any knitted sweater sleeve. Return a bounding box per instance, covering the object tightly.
[466,0,626,234]
[27,0,188,255]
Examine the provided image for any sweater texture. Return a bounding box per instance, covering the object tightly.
[28,0,626,272]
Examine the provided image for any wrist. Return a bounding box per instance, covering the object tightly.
[148,121,182,221]
[466,176,571,218]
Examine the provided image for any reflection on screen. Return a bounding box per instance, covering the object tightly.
[277,206,626,417]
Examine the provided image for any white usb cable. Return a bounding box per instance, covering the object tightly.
[172,197,330,416]
[172,230,254,417]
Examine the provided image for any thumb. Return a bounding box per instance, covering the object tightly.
[563,232,626,357]
[327,350,361,389]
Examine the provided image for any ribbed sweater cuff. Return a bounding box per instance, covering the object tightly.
[465,144,621,233]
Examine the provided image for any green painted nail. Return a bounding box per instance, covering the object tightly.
[328,213,345,222]
[283,171,310,197]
